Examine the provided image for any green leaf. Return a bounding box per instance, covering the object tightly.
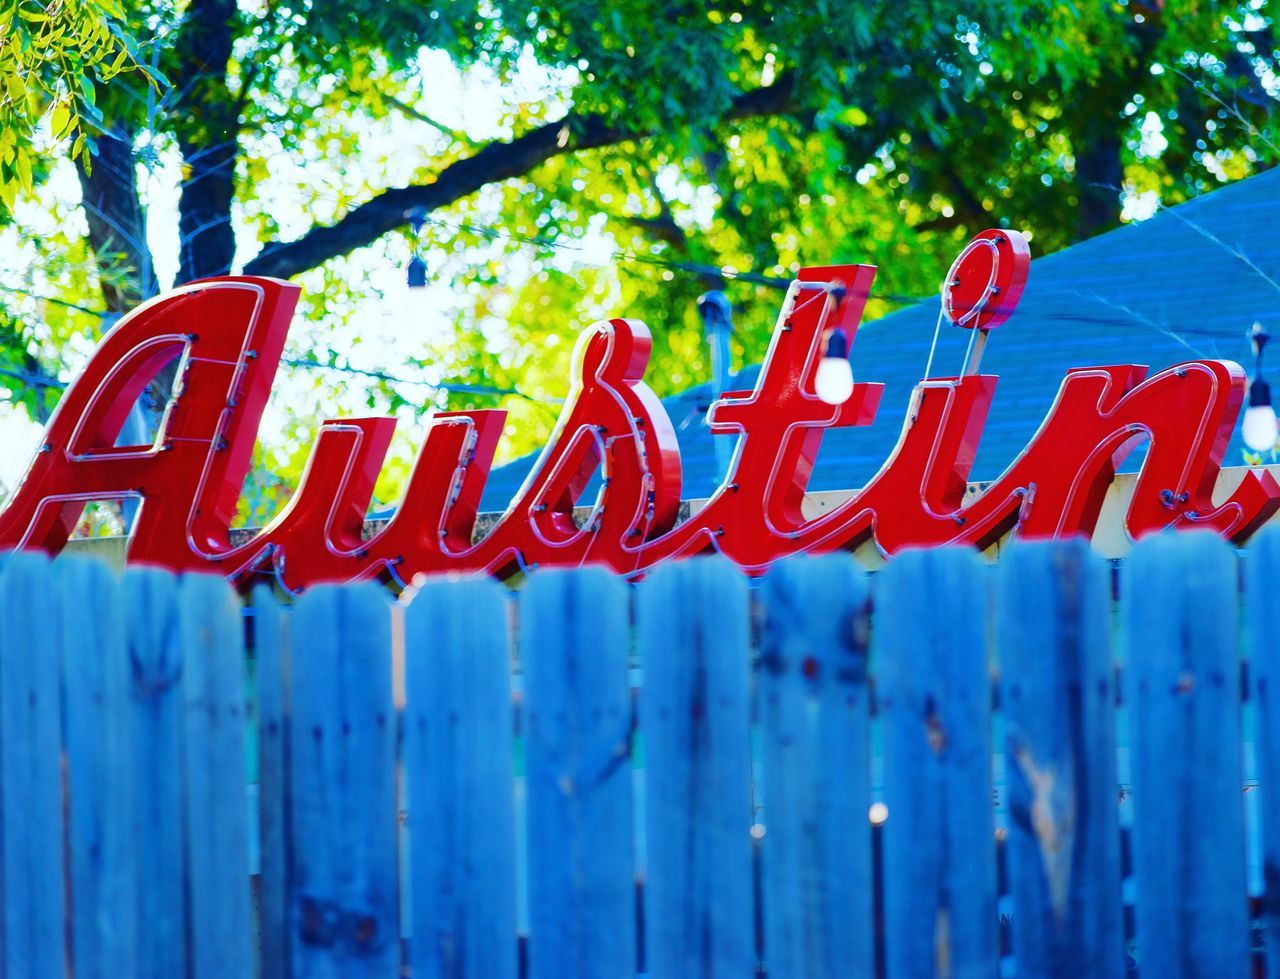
[13,149,30,189]
[49,102,70,139]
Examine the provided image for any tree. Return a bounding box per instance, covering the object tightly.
[1,0,1277,516]
[0,0,157,209]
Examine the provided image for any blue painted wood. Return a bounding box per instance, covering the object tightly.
[403,575,518,979]
[0,552,4,972]
[637,557,754,977]
[1124,531,1248,977]
[60,555,137,979]
[757,554,873,979]
[520,566,635,979]
[1248,525,1280,979]
[876,545,998,979]
[0,551,66,978]
[2,533,1276,978]
[252,587,291,979]
[124,564,188,978]
[289,582,399,978]
[180,573,253,979]
[0,550,4,972]
[996,540,1123,979]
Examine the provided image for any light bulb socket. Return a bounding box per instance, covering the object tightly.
[1250,375,1272,409]
[407,255,428,288]
[824,326,849,360]
[697,291,732,334]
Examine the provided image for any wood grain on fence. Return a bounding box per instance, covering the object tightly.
[404,575,518,979]
[253,587,291,979]
[60,556,135,979]
[124,565,188,979]
[997,539,1123,979]
[1,529,1278,977]
[638,558,754,978]
[520,566,636,979]
[0,552,66,979]
[181,573,253,979]
[289,583,399,979]
[1250,528,1280,979]
[757,554,874,979]
[876,545,999,979]
[1124,531,1250,979]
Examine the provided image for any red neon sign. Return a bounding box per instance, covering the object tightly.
[1,232,1275,590]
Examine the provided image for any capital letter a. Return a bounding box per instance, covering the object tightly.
[0,277,297,564]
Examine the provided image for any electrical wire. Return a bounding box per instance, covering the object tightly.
[0,355,560,403]
[4,189,1264,405]
[415,213,932,305]
[278,357,561,403]
[0,365,64,390]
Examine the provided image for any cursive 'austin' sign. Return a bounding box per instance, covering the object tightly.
[1,231,1276,591]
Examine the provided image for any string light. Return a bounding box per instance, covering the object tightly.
[815,284,855,405]
[814,326,854,405]
[415,213,929,305]
[1243,321,1276,455]
[0,364,64,390]
[0,208,938,412]
[277,357,559,404]
[0,355,559,403]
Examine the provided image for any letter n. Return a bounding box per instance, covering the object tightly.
[1015,360,1280,542]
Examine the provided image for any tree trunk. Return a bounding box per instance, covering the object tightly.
[75,123,155,311]
[1073,127,1125,241]
[75,127,155,526]
[173,0,240,284]
[176,135,238,282]
[1071,15,1165,241]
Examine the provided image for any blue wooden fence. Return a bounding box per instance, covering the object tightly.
[0,528,1277,977]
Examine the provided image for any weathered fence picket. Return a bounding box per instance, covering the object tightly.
[404,575,518,979]
[253,587,291,979]
[289,584,399,978]
[638,558,754,978]
[875,546,999,979]
[1250,529,1280,979]
[124,565,188,979]
[4,529,1280,977]
[181,574,253,979]
[0,552,66,979]
[757,555,874,979]
[60,556,136,979]
[520,567,636,979]
[1124,531,1251,978]
[996,540,1123,979]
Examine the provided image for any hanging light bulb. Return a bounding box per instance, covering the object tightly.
[815,325,854,405]
[1244,322,1277,454]
[1243,397,1276,453]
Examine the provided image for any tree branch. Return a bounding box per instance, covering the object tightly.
[242,73,798,281]
[383,93,479,147]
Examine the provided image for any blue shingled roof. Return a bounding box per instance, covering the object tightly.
[480,169,1280,511]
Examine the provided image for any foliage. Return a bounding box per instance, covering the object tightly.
[1,0,1278,519]
[0,0,157,209]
